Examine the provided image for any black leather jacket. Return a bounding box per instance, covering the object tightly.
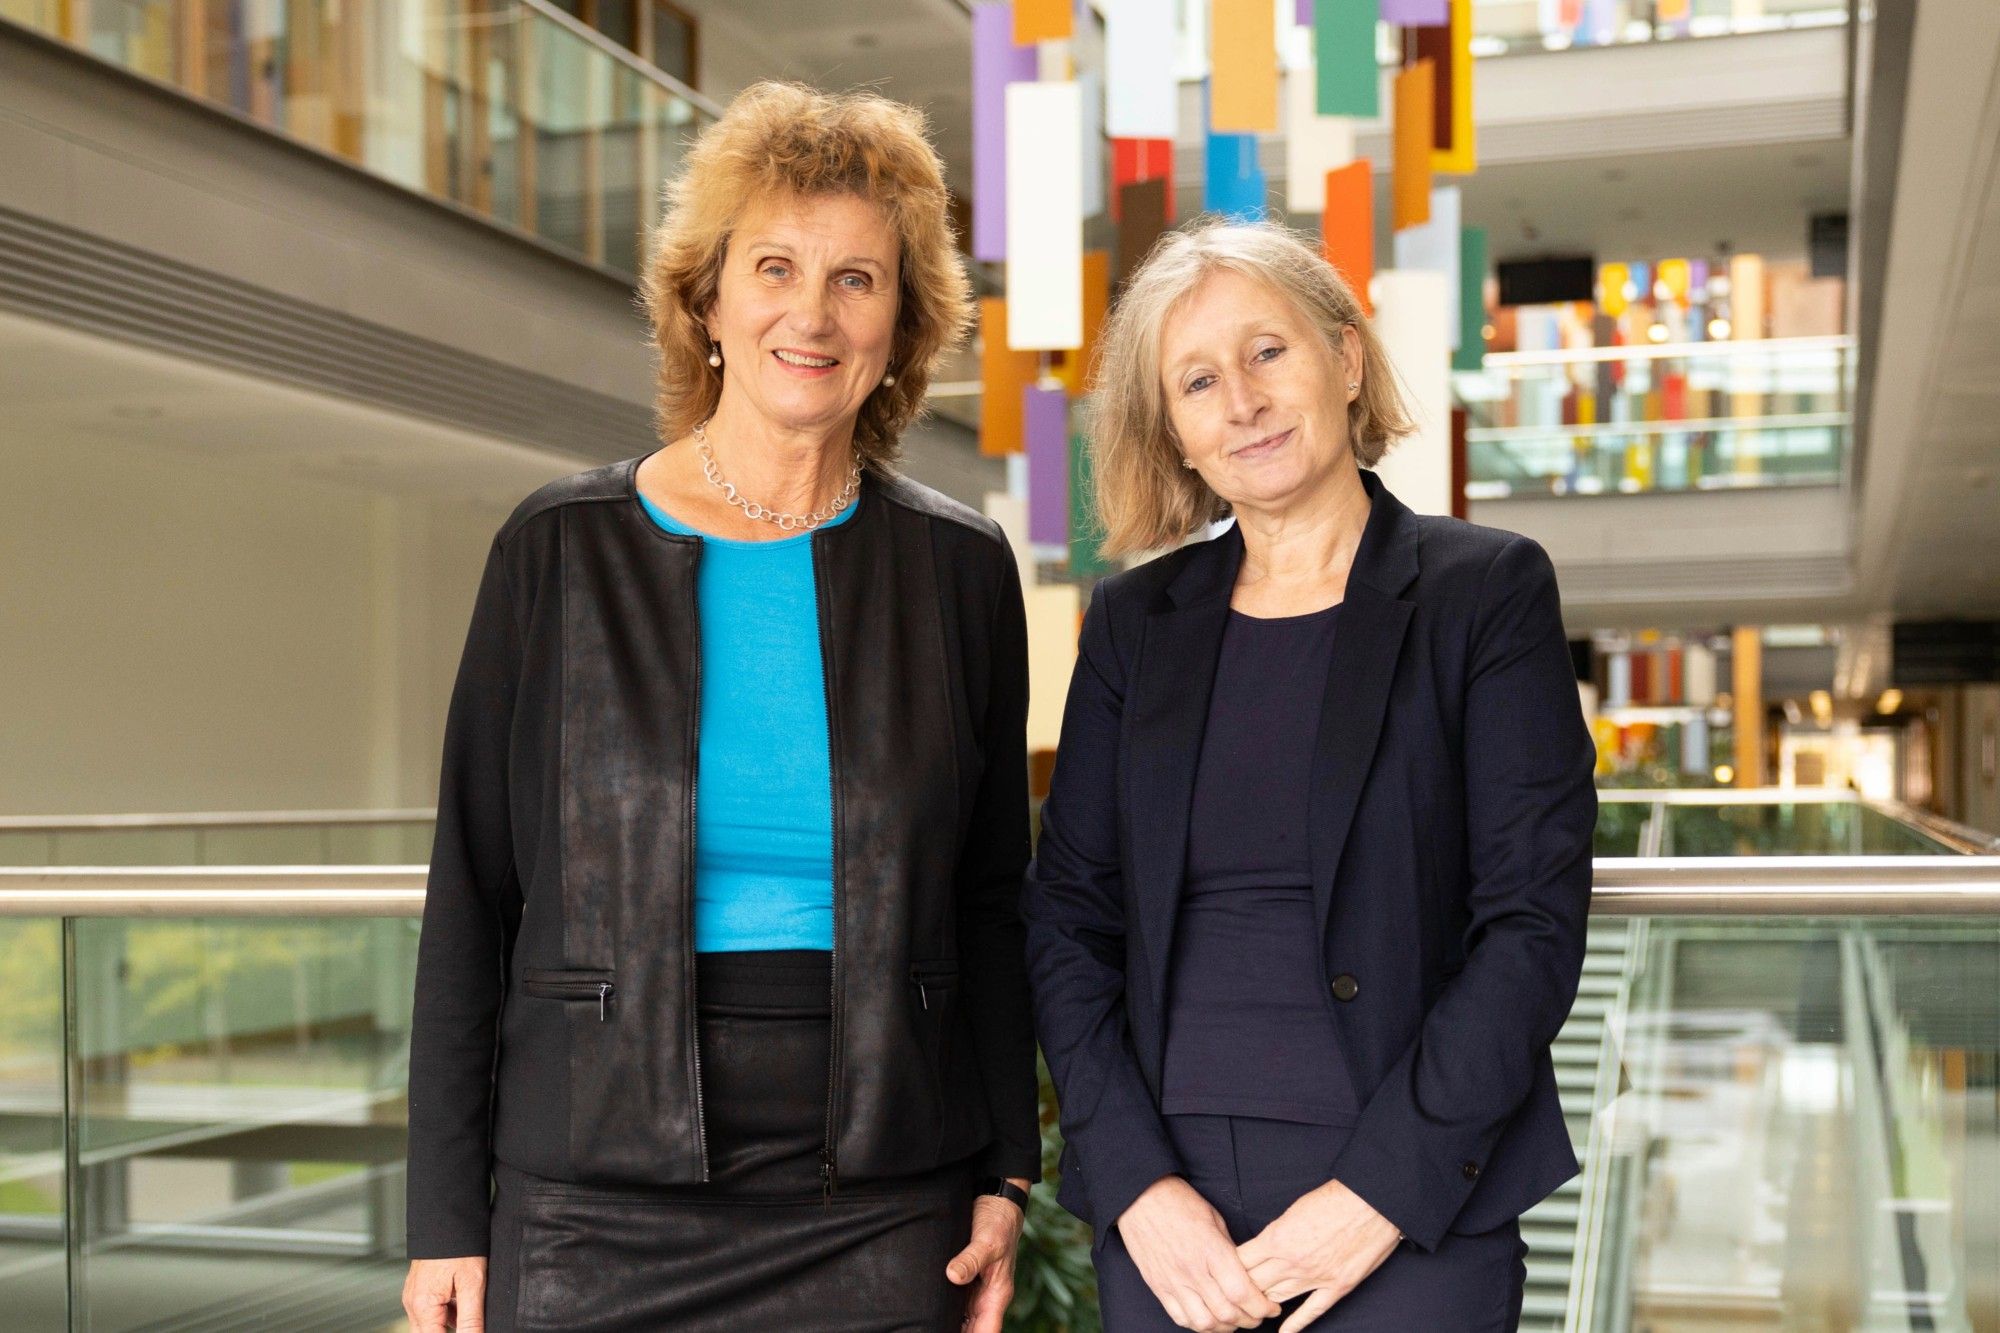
[405,456,1040,1259]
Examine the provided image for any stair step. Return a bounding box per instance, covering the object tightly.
[1521,1290,1569,1319]
[1521,1222,1573,1252]
[1567,993,1613,1020]
[1526,1256,1572,1284]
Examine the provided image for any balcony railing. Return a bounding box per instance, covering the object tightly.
[1459,336,1852,499]
[0,803,1994,1331]
[0,0,719,278]
[1466,0,1848,57]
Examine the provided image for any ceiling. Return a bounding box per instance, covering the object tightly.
[672,0,979,194]
[1440,139,1850,265]
[0,311,581,511]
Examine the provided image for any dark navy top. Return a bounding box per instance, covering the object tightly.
[1159,602,1361,1126]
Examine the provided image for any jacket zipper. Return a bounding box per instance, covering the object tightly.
[814,530,843,1201]
[685,539,711,1181]
[521,973,616,1020]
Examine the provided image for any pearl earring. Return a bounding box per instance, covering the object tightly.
[1347,381,1359,393]
[1182,458,1196,470]
[882,371,897,388]
[708,341,723,369]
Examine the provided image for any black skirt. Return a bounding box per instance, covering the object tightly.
[484,951,978,1332]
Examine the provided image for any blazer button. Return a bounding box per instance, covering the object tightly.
[1330,974,1359,1002]
[1461,1161,1480,1181]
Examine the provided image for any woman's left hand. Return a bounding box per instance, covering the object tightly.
[945,1183,1030,1333]
[1235,1179,1402,1333]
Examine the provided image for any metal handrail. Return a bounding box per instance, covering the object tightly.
[0,809,435,832]
[1479,334,1853,368]
[1599,789,1847,803]
[2,859,1998,918]
[0,867,426,916]
[1867,799,2000,855]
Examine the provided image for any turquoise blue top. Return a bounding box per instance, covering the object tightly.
[638,489,858,953]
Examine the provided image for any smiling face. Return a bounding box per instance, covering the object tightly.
[705,190,902,439]
[1159,267,1363,517]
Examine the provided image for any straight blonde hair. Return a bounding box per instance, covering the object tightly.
[1089,218,1415,556]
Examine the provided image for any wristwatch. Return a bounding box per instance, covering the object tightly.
[978,1177,1031,1210]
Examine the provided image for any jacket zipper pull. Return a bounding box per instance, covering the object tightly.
[821,1152,837,1202]
[597,981,612,1022]
[917,981,931,1012]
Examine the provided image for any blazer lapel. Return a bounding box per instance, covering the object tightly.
[1309,470,1421,938]
[1124,525,1242,1008]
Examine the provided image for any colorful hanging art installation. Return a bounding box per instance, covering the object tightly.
[972,0,1489,739]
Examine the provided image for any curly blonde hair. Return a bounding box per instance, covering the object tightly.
[639,81,974,466]
[1089,218,1416,556]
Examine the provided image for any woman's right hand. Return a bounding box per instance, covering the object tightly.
[403,1257,488,1332]
[1116,1177,1282,1332]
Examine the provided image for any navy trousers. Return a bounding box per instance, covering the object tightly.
[1094,1116,1528,1333]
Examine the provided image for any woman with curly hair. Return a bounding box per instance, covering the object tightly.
[402,81,1039,1333]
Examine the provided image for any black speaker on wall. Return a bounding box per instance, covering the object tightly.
[1810,213,1849,280]
[1497,257,1596,307]
[1892,620,2000,685]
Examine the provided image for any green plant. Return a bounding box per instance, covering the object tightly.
[1005,1057,1100,1333]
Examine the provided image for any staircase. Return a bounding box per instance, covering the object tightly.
[1519,917,1640,1332]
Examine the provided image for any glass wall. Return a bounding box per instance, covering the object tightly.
[1574,913,1997,1332]
[1461,337,1850,498]
[0,917,65,1328]
[0,0,714,279]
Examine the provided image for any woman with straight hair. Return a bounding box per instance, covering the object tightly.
[1024,218,1597,1332]
[402,81,1039,1333]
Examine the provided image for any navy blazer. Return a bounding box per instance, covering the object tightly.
[1022,469,1597,1254]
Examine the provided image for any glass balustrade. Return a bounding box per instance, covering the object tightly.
[1568,911,1997,1333]
[1597,792,1985,860]
[1459,336,1851,498]
[1469,0,1848,56]
[0,916,65,1327]
[0,0,714,279]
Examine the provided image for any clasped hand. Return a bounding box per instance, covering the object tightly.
[1236,1178,1401,1330]
[1119,1176,1399,1333]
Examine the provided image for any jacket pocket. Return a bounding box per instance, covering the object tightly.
[522,967,616,1020]
[909,959,960,1011]
[909,961,960,1156]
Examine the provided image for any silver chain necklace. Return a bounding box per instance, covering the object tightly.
[693,420,862,532]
